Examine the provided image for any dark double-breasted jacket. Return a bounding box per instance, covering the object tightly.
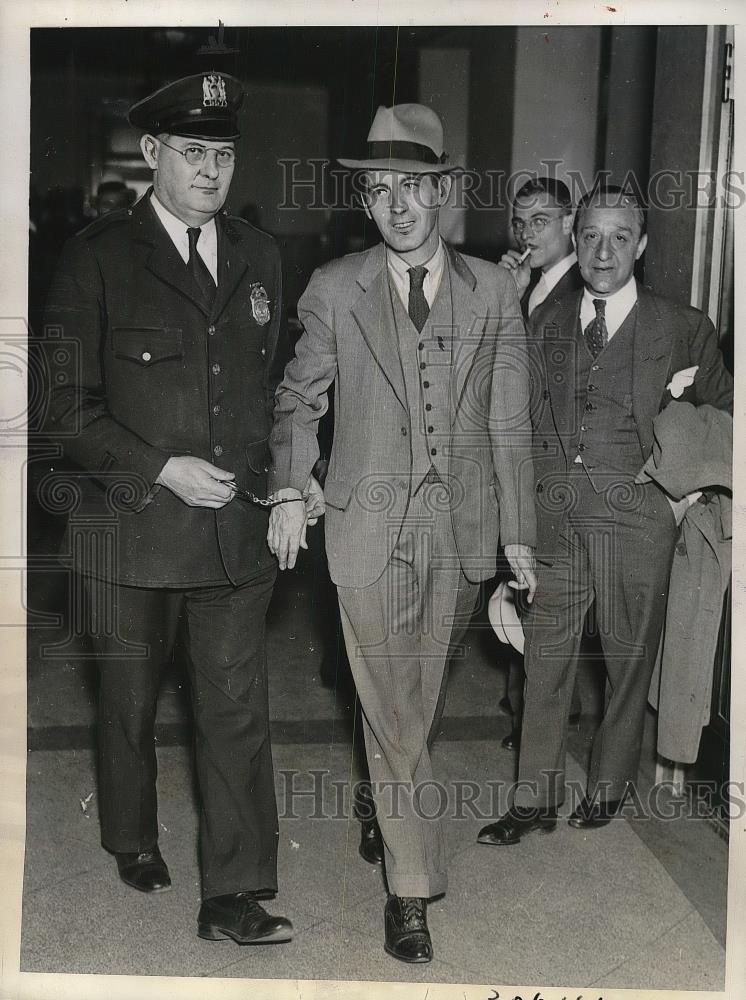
[44,191,284,588]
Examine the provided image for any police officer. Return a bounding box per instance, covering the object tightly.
[44,72,293,944]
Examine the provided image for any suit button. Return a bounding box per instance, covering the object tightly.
[588,384,597,391]
[580,425,586,432]
[427,425,434,433]
[578,443,586,451]
[213,404,221,415]
[592,364,600,371]
[141,351,151,362]
[420,362,426,371]
[213,445,223,457]
[425,403,432,411]
[418,342,424,351]
[401,427,407,436]
[208,325,216,336]
[431,447,437,456]
[536,483,544,493]
[423,381,430,389]
[212,363,221,375]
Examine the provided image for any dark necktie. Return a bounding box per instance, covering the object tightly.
[407,265,430,333]
[584,297,608,358]
[187,227,217,309]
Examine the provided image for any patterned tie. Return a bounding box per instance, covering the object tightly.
[187,227,217,309]
[407,265,430,332]
[584,297,608,358]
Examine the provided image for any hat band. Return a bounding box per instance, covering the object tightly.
[367,140,446,164]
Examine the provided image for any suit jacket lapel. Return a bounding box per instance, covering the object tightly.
[542,289,582,454]
[631,284,674,437]
[212,213,250,323]
[447,245,487,423]
[133,193,210,317]
[350,244,407,409]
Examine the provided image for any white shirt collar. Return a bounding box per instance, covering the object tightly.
[149,192,218,282]
[541,250,577,294]
[387,238,446,310]
[580,275,638,340]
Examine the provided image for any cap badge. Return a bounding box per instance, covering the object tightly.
[202,73,228,108]
[250,283,271,326]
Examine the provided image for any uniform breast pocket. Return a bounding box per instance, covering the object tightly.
[111,327,184,366]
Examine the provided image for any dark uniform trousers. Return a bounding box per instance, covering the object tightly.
[85,567,278,899]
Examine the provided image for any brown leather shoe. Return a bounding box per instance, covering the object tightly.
[384,896,432,963]
[197,892,293,944]
[115,848,171,893]
[478,806,558,846]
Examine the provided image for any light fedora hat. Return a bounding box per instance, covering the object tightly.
[338,103,457,174]
[487,581,526,655]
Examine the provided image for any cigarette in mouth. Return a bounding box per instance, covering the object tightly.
[517,247,531,263]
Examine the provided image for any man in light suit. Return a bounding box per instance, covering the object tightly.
[478,185,733,846]
[268,104,536,963]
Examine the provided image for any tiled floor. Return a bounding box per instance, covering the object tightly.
[21,538,728,989]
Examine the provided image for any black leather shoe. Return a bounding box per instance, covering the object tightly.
[478,806,558,846]
[197,892,293,944]
[568,798,622,829]
[384,896,432,964]
[359,817,384,865]
[115,848,171,893]
[501,725,521,751]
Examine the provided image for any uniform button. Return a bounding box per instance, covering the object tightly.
[585,402,594,412]
[425,403,432,411]
[420,362,426,370]
[141,351,151,362]
[578,443,586,451]
[213,445,223,457]
[213,404,221,415]
[261,347,266,356]
[592,364,600,371]
[208,325,216,336]
[423,381,430,389]
[212,363,221,375]
[588,384,596,392]
[418,342,424,351]
[536,483,544,493]
[401,427,408,437]
[427,425,434,433]
[431,447,437,456]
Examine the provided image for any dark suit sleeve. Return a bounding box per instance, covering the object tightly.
[690,310,733,414]
[489,269,537,549]
[268,266,338,493]
[44,236,170,491]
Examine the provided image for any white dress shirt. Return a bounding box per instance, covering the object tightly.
[527,250,577,316]
[150,193,219,285]
[579,274,638,340]
[387,239,446,312]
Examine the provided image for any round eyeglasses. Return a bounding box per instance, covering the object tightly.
[158,139,236,168]
[511,214,567,236]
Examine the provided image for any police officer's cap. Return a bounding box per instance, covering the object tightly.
[128,72,244,140]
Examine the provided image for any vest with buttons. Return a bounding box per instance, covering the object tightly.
[389,260,453,486]
[571,303,643,490]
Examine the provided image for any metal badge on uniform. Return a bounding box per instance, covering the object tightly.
[250,283,271,326]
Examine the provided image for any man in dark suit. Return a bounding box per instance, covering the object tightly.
[499,177,582,319]
[496,176,588,752]
[44,72,293,944]
[267,104,537,963]
[478,185,732,845]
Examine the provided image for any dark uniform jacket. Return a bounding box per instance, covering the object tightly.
[44,191,284,588]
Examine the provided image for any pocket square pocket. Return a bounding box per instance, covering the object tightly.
[666,365,698,398]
